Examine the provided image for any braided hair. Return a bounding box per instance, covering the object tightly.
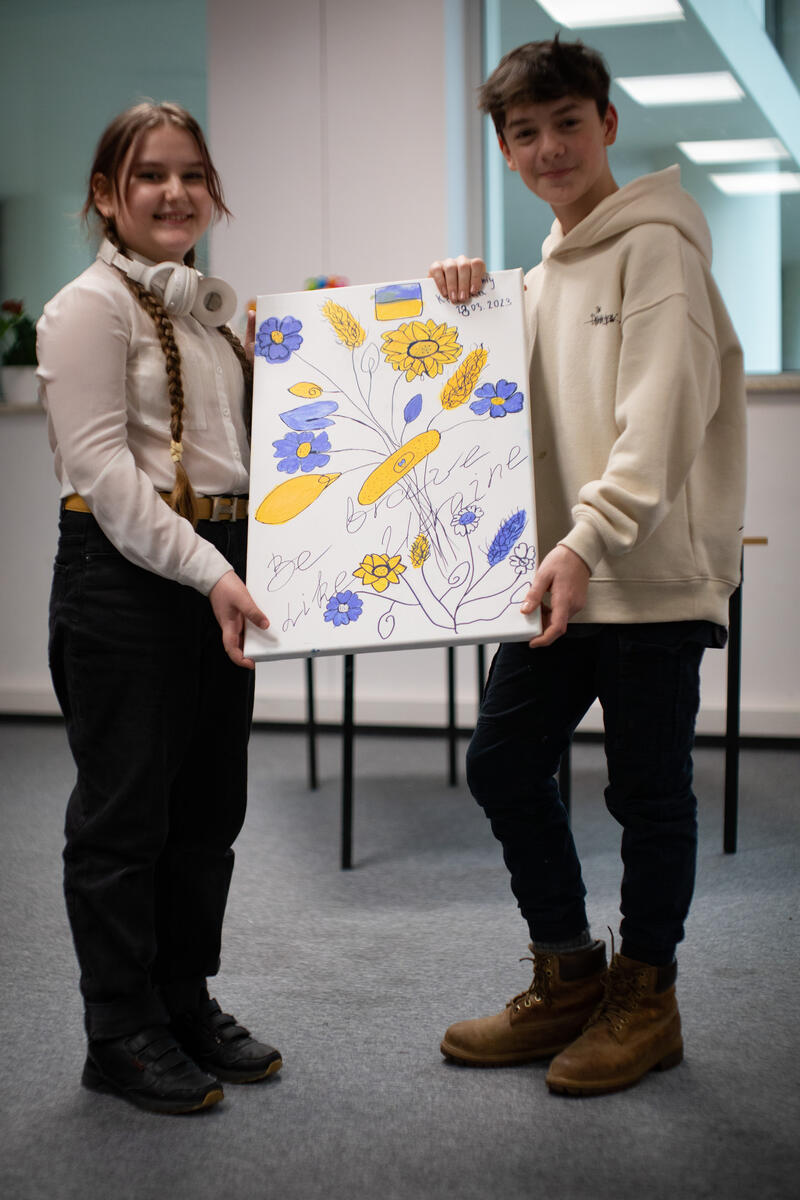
[84,102,252,526]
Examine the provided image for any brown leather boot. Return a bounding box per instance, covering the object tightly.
[440,940,607,1066]
[546,953,684,1096]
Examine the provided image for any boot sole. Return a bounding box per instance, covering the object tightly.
[207,1055,283,1084]
[82,1058,224,1114]
[441,1039,569,1067]
[546,1041,684,1096]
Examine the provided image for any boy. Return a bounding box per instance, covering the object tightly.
[429,37,745,1096]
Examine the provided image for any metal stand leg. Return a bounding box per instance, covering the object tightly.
[477,644,486,692]
[305,658,318,791]
[559,745,572,822]
[447,647,457,786]
[341,654,355,870]
[724,559,743,854]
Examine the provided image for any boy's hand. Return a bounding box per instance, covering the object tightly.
[429,255,486,304]
[209,569,269,669]
[520,545,591,648]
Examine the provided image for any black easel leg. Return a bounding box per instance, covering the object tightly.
[447,647,457,786]
[341,654,355,870]
[724,566,743,854]
[305,657,318,791]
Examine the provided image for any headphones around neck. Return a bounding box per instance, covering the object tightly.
[99,241,237,327]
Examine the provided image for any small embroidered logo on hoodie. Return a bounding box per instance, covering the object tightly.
[587,306,619,327]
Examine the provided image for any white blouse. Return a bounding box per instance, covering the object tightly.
[37,242,250,595]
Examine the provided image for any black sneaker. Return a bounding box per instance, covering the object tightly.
[170,998,282,1083]
[83,1026,224,1114]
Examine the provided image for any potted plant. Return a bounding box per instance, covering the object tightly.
[1,299,39,406]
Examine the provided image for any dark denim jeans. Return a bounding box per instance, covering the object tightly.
[49,508,254,1039]
[466,624,716,966]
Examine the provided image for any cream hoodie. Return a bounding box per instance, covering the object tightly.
[524,165,746,625]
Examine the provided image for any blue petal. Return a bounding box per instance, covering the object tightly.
[496,379,517,400]
[280,316,303,335]
[470,398,491,415]
[474,383,496,399]
[403,393,423,423]
[280,400,338,431]
[505,392,524,412]
[268,343,290,362]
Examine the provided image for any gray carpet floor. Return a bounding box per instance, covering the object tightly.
[1,720,799,1200]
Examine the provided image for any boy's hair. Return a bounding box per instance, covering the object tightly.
[478,37,611,138]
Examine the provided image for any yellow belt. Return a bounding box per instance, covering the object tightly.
[63,492,248,522]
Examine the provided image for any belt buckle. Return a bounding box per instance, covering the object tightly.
[210,495,236,522]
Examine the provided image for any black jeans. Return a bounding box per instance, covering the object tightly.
[466,625,715,966]
[49,509,254,1039]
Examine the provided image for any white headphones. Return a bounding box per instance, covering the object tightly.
[99,241,237,327]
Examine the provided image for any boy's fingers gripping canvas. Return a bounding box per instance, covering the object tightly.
[244,269,541,660]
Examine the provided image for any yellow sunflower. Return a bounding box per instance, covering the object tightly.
[353,552,406,593]
[381,319,462,381]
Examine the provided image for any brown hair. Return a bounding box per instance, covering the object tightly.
[478,37,611,140]
[84,101,251,526]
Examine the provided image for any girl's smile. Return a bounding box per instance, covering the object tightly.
[93,123,213,263]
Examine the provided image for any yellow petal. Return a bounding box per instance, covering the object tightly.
[358,431,441,506]
[255,473,340,524]
[288,382,323,398]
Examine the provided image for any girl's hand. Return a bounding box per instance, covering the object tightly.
[429,255,486,304]
[520,545,591,649]
[244,308,256,365]
[209,569,269,669]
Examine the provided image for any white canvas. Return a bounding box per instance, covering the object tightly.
[244,269,540,660]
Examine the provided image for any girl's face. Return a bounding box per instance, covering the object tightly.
[94,123,213,262]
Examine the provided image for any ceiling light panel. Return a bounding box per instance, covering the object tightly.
[615,72,744,105]
[536,0,684,25]
[678,138,790,164]
[710,172,800,195]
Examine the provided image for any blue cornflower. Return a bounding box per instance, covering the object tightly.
[324,590,363,627]
[256,315,303,362]
[470,378,524,418]
[273,430,331,474]
[450,504,484,536]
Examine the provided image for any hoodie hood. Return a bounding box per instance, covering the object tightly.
[542,166,712,267]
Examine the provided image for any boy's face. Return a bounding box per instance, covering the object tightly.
[499,96,618,232]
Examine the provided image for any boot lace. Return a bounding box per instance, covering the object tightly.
[507,951,556,1014]
[585,953,646,1038]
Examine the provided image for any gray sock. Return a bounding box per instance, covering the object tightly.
[531,929,593,954]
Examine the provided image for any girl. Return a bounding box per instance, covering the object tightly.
[38,102,281,1115]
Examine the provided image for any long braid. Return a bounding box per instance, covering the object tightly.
[105,223,252,510]
[105,222,198,525]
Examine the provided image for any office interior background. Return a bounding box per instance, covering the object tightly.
[2,5,799,1200]
[1,0,798,738]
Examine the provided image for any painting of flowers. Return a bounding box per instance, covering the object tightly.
[244,269,539,660]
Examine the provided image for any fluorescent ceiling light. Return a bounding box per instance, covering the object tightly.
[536,0,684,25]
[710,172,800,195]
[678,138,789,164]
[616,72,744,105]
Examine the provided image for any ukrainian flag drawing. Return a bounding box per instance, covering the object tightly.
[374,282,423,321]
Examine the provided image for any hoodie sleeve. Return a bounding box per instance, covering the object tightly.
[558,230,722,572]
